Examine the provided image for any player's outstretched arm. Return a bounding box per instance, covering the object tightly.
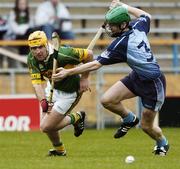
[52,60,102,81]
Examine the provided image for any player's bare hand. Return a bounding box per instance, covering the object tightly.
[109,0,124,9]
[52,67,68,81]
[47,102,54,112]
[79,77,91,93]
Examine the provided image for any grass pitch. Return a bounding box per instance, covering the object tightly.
[0,128,180,169]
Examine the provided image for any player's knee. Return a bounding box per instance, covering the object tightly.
[141,110,155,133]
[141,122,149,132]
[40,122,53,133]
[101,95,120,109]
[141,121,152,134]
[100,96,111,108]
[40,123,47,133]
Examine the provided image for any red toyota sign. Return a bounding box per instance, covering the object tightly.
[0,96,40,131]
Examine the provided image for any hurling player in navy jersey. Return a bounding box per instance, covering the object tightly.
[52,1,169,156]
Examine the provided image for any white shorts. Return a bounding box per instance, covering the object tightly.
[45,81,79,114]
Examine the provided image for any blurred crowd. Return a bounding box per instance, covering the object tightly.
[0,0,75,56]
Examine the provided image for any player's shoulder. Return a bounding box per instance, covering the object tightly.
[138,15,150,23]
[130,15,150,26]
[130,15,151,34]
[59,45,72,53]
[59,45,85,54]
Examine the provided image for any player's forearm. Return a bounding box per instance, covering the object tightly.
[68,60,102,76]
[110,1,151,19]
[126,4,151,19]
[33,84,46,101]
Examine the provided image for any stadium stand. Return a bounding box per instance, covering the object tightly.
[0,0,180,39]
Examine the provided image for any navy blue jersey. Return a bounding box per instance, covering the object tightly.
[97,15,161,81]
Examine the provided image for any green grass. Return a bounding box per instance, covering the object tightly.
[0,128,180,169]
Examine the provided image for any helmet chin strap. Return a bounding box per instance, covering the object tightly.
[111,30,124,37]
[111,23,129,37]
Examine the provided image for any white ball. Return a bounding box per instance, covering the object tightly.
[125,155,135,164]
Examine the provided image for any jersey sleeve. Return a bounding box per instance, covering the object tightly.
[73,48,89,62]
[96,49,125,65]
[96,37,128,65]
[57,46,89,65]
[130,15,150,34]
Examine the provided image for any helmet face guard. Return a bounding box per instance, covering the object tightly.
[104,22,129,37]
[28,31,48,48]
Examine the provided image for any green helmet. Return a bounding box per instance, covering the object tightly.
[105,6,131,24]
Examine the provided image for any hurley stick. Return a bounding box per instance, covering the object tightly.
[48,32,60,103]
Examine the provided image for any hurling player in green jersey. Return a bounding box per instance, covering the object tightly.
[27,30,93,156]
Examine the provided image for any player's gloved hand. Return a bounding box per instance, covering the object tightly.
[40,99,49,112]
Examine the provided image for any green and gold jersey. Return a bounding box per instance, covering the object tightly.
[27,46,89,93]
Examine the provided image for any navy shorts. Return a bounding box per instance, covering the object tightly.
[121,71,166,111]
